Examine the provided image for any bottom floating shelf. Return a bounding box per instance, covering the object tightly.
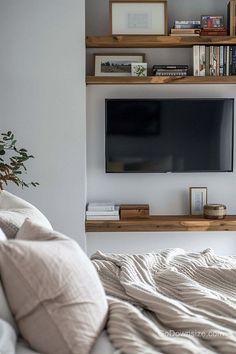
[85,215,236,232]
[86,76,236,85]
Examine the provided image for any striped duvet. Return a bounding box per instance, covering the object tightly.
[92,248,236,354]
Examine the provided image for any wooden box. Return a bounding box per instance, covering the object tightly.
[120,204,150,220]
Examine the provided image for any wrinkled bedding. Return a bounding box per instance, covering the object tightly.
[92,248,236,354]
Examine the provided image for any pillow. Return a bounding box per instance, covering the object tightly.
[0,228,6,241]
[0,219,108,354]
[0,191,52,238]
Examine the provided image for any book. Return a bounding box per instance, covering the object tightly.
[86,206,119,216]
[154,72,187,76]
[193,45,200,76]
[232,46,236,75]
[171,28,201,34]
[226,46,230,76]
[170,33,200,37]
[174,20,201,29]
[219,46,224,76]
[200,30,227,36]
[153,65,189,69]
[199,46,206,76]
[205,46,210,76]
[86,215,120,221]
[87,202,116,211]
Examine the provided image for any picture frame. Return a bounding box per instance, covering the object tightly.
[94,53,145,76]
[228,1,236,36]
[189,187,208,216]
[109,0,168,35]
[201,15,224,29]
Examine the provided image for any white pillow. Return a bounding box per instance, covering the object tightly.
[0,191,52,238]
[0,228,6,241]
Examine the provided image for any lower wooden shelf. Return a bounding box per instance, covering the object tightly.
[86,76,236,85]
[85,215,236,233]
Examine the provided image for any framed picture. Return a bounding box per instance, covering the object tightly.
[110,0,168,35]
[131,62,147,76]
[94,53,145,76]
[201,15,224,29]
[228,1,236,36]
[189,187,208,216]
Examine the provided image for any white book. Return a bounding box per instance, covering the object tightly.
[193,45,200,76]
[86,206,119,216]
[199,46,206,76]
[226,46,230,76]
[87,202,115,211]
[86,215,120,221]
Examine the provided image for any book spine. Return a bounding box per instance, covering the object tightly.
[155,72,187,76]
[153,65,189,69]
[213,46,217,76]
[232,46,236,75]
[87,205,115,211]
[199,45,206,76]
[193,45,200,76]
[226,46,230,76]
[219,46,224,76]
[216,46,220,76]
[223,46,227,76]
[209,46,214,76]
[229,46,233,75]
[205,46,210,76]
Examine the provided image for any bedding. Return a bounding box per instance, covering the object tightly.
[92,248,236,354]
[0,319,16,354]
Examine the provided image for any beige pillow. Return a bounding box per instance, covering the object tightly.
[0,219,108,354]
[0,191,52,238]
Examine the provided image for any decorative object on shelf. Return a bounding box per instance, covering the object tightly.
[86,202,120,220]
[201,15,224,29]
[110,0,168,35]
[189,187,208,216]
[228,0,236,36]
[120,204,149,220]
[204,204,227,220]
[94,53,145,76]
[0,131,39,190]
[152,64,189,76]
[131,63,147,76]
[174,20,201,29]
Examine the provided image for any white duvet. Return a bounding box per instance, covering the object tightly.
[92,248,236,354]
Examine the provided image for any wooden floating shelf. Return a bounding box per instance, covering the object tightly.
[86,35,236,48]
[85,215,236,233]
[86,76,236,85]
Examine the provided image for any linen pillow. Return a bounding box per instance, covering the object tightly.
[0,219,108,354]
[0,191,52,238]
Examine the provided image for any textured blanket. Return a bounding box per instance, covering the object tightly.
[91,248,236,354]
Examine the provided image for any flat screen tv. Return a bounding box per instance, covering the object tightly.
[105,98,234,173]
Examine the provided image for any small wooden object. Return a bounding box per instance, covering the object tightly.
[228,1,236,36]
[120,204,149,219]
[204,204,227,220]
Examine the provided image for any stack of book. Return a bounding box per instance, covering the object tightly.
[200,28,227,36]
[193,45,236,76]
[152,65,189,76]
[170,20,201,36]
[86,202,120,220]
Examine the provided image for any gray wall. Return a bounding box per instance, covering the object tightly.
[0,0,86,248]
[86,0,236,255]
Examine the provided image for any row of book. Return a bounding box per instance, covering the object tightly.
[170,28,227,37]
[86,202,119,220]
[171,20,227,37]
[193,45,236,76]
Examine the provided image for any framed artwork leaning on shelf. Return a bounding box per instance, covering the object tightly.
[110,0,168,35]
[94,53,145,76]
[189,187,208,216]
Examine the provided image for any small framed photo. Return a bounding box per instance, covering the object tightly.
[131,63,147,76]
[94,53,145,76]
[201,15,224,29]
[110,0,168,35]
[189,187,208,216]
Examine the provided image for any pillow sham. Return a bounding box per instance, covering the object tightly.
[0,191,52,238]
[0,219,108,354]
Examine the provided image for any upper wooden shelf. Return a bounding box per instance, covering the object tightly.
[86,215,236,233]
[86,76,236,85]
[86,35,236,48]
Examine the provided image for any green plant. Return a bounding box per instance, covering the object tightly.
[0,131,39,190]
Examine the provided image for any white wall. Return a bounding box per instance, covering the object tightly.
[0,0,86,248]
[86,0,236,255]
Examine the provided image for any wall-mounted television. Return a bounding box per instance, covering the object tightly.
[105,98,234,173]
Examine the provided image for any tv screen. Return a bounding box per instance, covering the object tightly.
[105,99,234,173]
